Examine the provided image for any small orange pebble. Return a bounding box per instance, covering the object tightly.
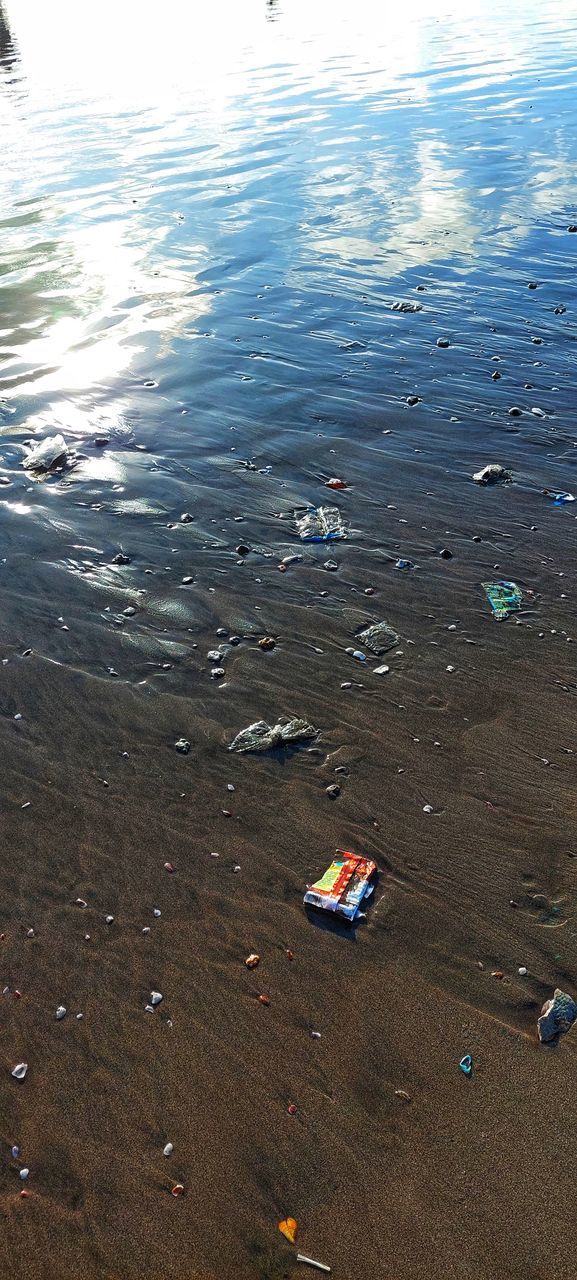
[325,478,347,489]
[13,990,22,999]
[171,1183,185,1197]
[286,950,294,961]
[278,564,287,573]
[245,953,260,969]
[278,1217,297,1244]
[287,1103,297,1115]
[491,970,505,980]
[164,862,175,873]
[259,636,276,650]
[258,994,270,1006]
[20,1190,30,1199]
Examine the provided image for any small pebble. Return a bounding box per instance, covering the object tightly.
[163,1143,174,1157]
[180,513,194,523]
[518,966,528,976]
[423,804,433,814]
[326,784,340,799]
[19,1168,29,1181]
[174,739,190,754]
[55,1006,66,1020]
[436,337,450,348]
[11,1146,20,1159]
[508,406,522,417]
[150,991,163,1006]
[105,915,114,924]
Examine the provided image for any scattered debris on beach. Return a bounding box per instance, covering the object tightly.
[229,718,318,753]
[482,581,523,619]
[304,852,377,922]
[537,989,577,1043]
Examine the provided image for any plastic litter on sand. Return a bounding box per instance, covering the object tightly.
[229,718,318,754]
[295,507,347,541]
[357,619,399,655]
[296,1256,332,1273]
[22,434,69,472]
[304,852,377,922]
[537,989,577,1043]
[482,581,522,620]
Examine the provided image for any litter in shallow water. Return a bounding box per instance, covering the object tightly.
[482,581,522,619]
[295,507,347,541]
[473,464,511,484]
[304,852,377,922]
[229,718,318,754]
[22,434,69,472]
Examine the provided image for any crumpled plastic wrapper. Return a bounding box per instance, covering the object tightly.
[295,507,347,541]
[537,988,577,1043]
[229,717,318,753]
[23,433,69,472]
[357,620,399,655]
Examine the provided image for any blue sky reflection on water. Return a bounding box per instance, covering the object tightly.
[0,0,576,441]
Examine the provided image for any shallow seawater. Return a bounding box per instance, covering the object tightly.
[3,5,577,1280]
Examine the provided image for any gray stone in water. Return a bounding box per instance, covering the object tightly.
[508,406,522,417]
[436,337,450,348]
[537,988,577,1043]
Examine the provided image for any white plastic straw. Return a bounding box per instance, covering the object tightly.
[296,1255,331,1274]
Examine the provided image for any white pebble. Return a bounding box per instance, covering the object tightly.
[19,1168,29,1180]
[142,926,151,935]
[105,915,114,924]
[11,1063,28,1080]
[518,966,527,976]
[153,908,161,918]
[56,1006,66,1020]
[423,804,434,813]
[163,1142,174,1157]
[446,665,455,673]
[150,991,163,1006]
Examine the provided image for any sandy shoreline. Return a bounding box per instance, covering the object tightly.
[1,410,577,1279]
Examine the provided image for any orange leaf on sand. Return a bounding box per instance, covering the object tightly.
[278,1217,297,1244]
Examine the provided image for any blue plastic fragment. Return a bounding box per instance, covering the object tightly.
[459,1054,473,1076]
[552,492,575,506]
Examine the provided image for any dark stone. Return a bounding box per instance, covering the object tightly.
[112,553,131,565]
[439,548,453,559]
[175,739,190,754]
[235,544,251,556]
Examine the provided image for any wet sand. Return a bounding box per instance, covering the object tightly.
[1,405,577,1279]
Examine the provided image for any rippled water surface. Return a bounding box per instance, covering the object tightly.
[2,0,577,448]
[1,0,577,671]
